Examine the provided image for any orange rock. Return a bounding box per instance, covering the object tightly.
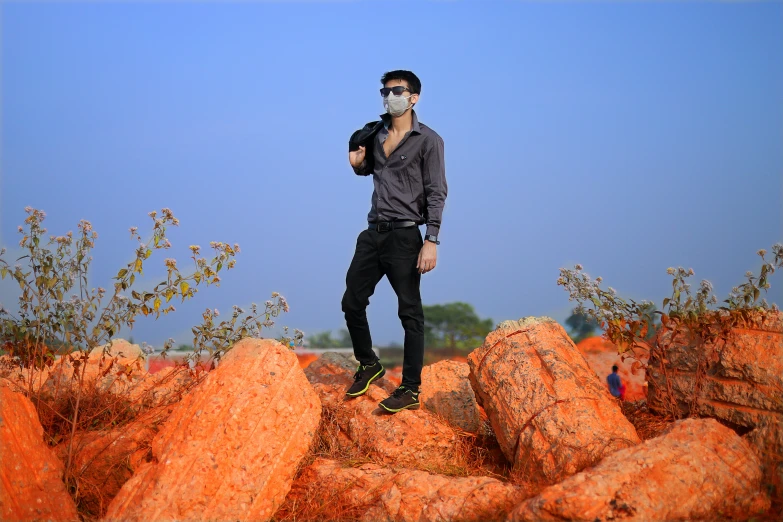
[41,339,147,399]
[125,366,195,409]
[295,352,318,369]
[304,352,458,471]
[508,418,770,521]
[468,317,640,483]
[576,336,648,402]
[54,406,168,519]
[420,360,481,433]
[286,457,525,522]
[647,311,783,498]
[104,338,321,522]
[385,365,402,387]
[0,387,79,522]
[648,311,783,421]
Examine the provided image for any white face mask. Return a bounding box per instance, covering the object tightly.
[383,93,413,117]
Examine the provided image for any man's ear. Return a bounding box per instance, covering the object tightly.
[410,93,420,105]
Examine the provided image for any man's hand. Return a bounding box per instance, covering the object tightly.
[349,146,366,168]
[417,241,437,274]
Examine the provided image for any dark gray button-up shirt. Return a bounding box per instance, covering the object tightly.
[353,110,447,238]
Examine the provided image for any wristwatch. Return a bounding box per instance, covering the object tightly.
[425,234,440,245]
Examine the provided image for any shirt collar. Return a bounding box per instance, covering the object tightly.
[381,109,421,135]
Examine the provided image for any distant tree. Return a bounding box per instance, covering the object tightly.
[565,308,600,343]
[337,328,352,347]
[423,302,493,352]
[306,330,352,348]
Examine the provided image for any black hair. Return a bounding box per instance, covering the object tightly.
[612,365,618,372]
[380,70,421,95]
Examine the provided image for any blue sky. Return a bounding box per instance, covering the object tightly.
[2,1,781,347]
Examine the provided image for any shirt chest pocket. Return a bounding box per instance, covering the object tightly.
[384,154,417,196]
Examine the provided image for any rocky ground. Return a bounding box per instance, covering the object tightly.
[0,316,780,521]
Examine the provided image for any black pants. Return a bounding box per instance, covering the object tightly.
[342,226,424,390]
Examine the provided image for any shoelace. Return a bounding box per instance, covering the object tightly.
[353,363,373,382]
[391,387,409,398]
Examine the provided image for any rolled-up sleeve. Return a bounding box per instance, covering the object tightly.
[352,159,371,176]
[422,135,447,237]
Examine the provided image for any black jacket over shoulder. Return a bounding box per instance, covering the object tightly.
[348,116,388,175]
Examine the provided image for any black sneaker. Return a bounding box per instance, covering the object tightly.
[345,361,385,397]
[379,386,420,413]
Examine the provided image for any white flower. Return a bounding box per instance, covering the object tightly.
[666,267,675,275]
[575,264,583,271]
[213,308,220,316]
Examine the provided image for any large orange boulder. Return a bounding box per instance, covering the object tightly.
[647,311,783,497]
[467,317,640,483]
[508,418,770,521]
[304,352,458,471]
[104,338,321,522]
[125,366,195,409]
[420,360,481,433]
[283,457,525,522]
[0,387,79,522]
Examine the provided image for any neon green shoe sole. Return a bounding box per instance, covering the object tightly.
[379,401,420,413]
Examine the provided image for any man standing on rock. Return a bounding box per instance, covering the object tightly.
[342,70,447,413]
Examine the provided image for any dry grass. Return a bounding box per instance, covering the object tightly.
[273,404,523,521]
[620,399,675,440]
[7,361,203,521]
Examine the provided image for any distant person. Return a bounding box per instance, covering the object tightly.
[342,70,448,413]
[607,365,623,399]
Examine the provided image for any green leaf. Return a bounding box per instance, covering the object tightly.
[154,297,161,311]
[145,249,152,259]
[753,288,760,302]
[117,268,128,278]
[130,274,135,286]
[180,281,189,295]
[0,268,7,279]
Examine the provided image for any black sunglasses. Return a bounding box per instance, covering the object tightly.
[380,86,411,97]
